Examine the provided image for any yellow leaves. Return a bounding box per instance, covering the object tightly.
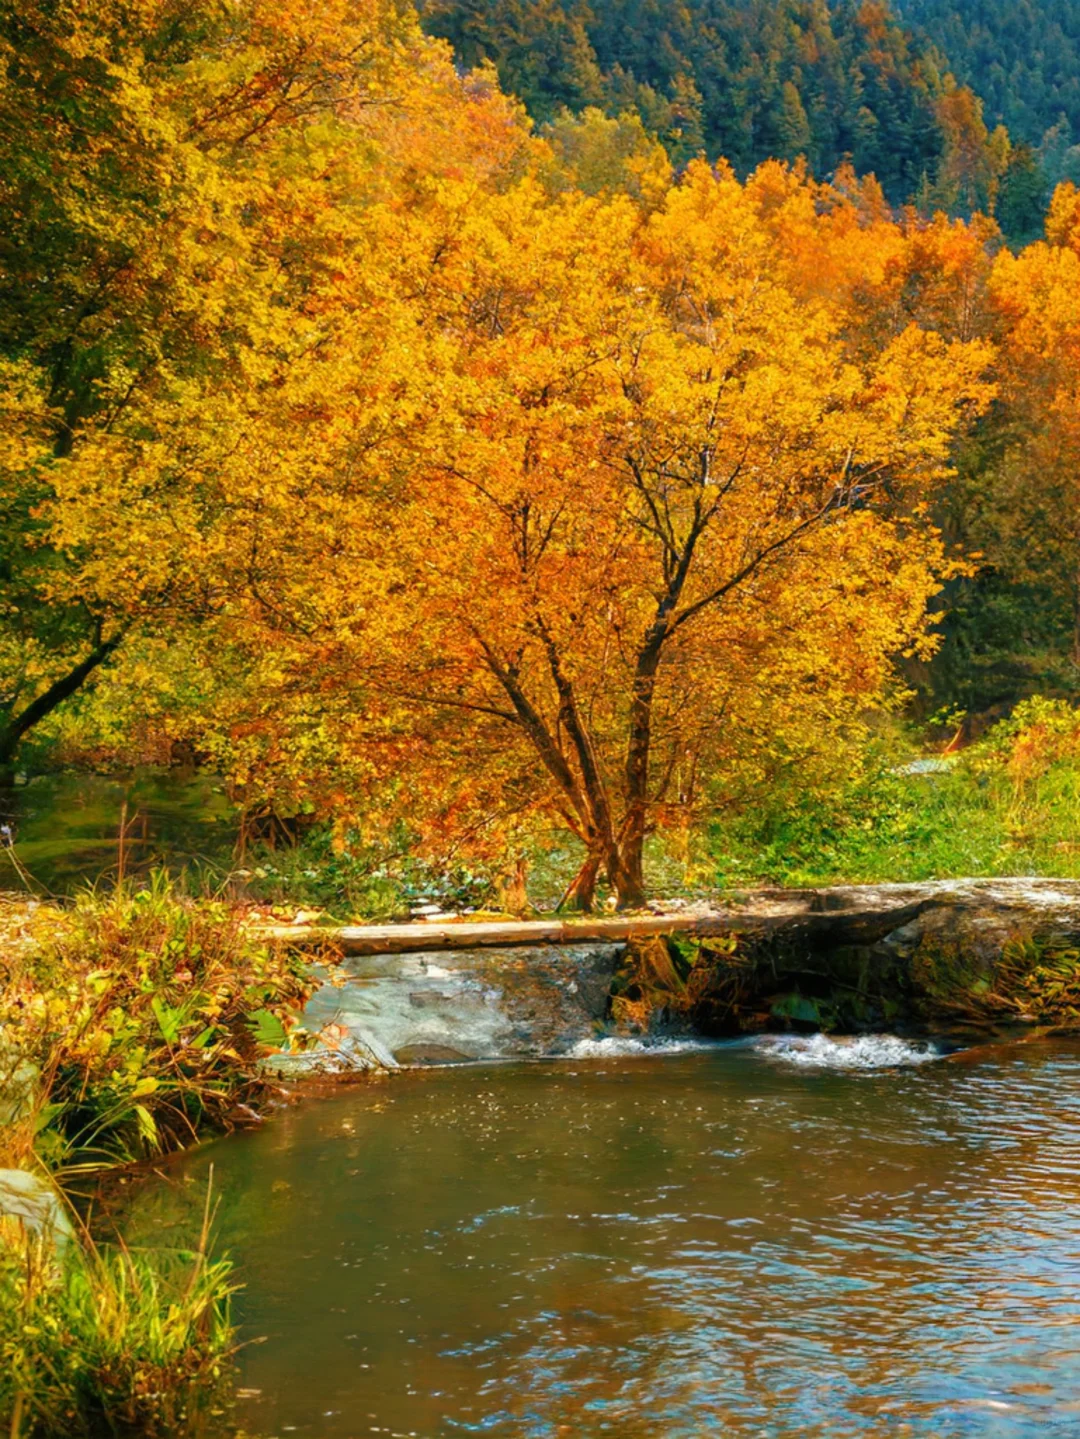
[1,0,1031,870]
[1045,182,1080,253]
[865,325,996,461]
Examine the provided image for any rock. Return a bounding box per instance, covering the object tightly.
[0,1169,74,1249]
[393,1043,475,1064]
[287,943,624,1071]
[690,879,1080,1035]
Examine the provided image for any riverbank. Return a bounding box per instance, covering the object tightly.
[0,880,319,1438]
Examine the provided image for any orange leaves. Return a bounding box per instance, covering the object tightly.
[989,190,1080,457]
[1045,182,1080,253]
[295,156,996,884]
[0,0,1018,890]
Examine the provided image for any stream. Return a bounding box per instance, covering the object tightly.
[123,1034,1080,1438]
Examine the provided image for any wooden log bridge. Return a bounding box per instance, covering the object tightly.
[264,890,940,956]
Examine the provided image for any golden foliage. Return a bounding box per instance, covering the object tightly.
[0,0,1014,904]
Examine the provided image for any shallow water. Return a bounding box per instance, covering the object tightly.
[4,769,235,892]
[128,1037,1080,1438]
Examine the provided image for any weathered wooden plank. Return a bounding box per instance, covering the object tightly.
[261,897,933,955]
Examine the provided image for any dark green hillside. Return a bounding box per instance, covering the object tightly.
[898,0,1080,184]
[422,0,999,206]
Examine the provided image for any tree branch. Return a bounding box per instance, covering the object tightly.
[0,625,127,764]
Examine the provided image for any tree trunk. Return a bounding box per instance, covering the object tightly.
[0,761,15,830]
[561,847,603,912]
[607,834,647,911]
[0,630,124,777]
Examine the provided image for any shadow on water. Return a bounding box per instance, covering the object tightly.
[2,769,237,895]
[120,1038,1080,1439]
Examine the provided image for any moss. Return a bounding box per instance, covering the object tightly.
[911,931,1080,1028]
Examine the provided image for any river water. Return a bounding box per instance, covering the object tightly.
[130,1036,1080,1438]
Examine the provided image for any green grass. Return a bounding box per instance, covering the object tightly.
[0,1216,235,1438]
[708,699,1080,889]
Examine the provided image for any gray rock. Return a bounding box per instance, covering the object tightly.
[0,1168,74,1248]
[289,943,623,1071]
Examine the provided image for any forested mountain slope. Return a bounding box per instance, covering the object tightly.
[897,0,1080,183]
[421,0,1012,210]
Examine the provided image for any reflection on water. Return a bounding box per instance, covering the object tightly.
[4,770,235,892]
[127,1040,1080,1437]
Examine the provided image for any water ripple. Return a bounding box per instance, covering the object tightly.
[125,1036,1080,1438]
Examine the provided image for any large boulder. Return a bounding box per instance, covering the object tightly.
[274,942,624,1072]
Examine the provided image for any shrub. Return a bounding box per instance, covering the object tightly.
[708,702,1080,887]
[0,873,317,1174]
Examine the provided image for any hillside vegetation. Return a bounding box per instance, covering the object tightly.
[422,0,1049,235]
[898,0,1080,186]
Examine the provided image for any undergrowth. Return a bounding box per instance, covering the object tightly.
[708,698,1080,889]
[0,872,320,1437]
[0,1216,234,1438]
[1,871,316,1175]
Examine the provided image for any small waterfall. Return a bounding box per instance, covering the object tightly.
[277,944,625,1071]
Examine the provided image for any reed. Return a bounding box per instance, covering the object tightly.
[0,1181,235,1438]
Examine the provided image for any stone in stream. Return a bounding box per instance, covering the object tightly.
[273,943,622,1073]
[0,1169,74,1249]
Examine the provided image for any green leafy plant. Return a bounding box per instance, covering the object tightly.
[0,872,317,1173]
[0,1201,235,1438]
[708,703,1080,889]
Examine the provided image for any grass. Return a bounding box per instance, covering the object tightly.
[0,1206,235,1438]
[707,698,1080,889]
[0,872,323,1437]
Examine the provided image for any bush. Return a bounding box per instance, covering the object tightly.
[0,873,316,1174]
[236,822,498,919]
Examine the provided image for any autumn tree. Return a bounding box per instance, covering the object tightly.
[985,183,1080,666]
[219,161,992,908]
[0,0,418,782]
[0,2,1004,902]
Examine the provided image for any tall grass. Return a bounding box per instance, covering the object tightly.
[0,1199,235,1438]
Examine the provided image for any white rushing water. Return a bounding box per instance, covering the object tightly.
[567,1035,718,1059]
[565,1033,949,1067]
[753,1033,947,1070]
